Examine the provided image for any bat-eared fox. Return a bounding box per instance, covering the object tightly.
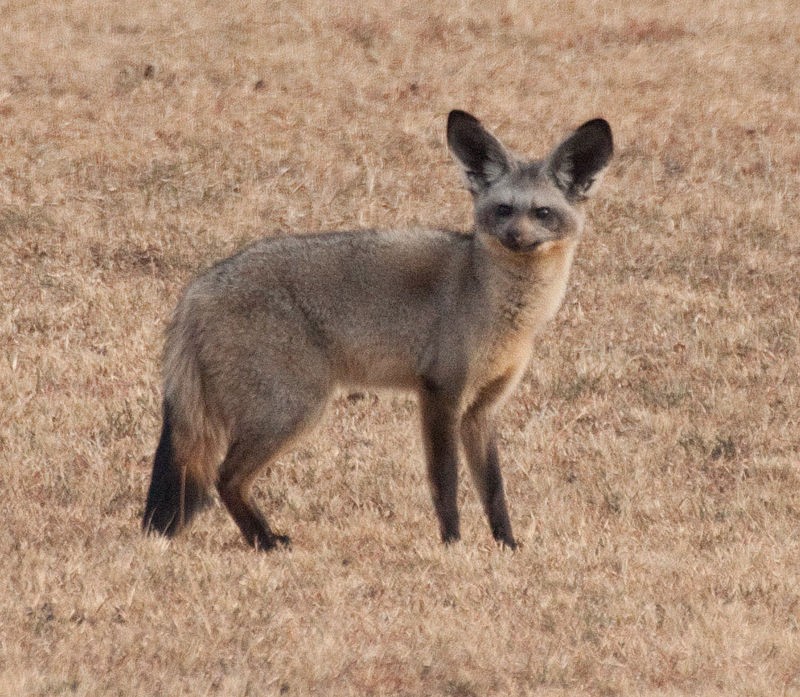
[142,109,613,551]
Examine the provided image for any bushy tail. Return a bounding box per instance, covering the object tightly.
[142,313,224,537]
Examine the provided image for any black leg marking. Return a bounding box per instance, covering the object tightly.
[419,389,461,544]
[461,402,516,550]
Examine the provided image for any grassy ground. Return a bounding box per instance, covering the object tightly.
[2,1,799,695]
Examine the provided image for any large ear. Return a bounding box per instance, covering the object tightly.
[547,119,613,201]
[447,110,512,194]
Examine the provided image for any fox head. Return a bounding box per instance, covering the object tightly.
[447,110,613,254]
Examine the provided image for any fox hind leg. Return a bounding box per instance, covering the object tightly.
[216,437,291,550]
[216,371,331,551]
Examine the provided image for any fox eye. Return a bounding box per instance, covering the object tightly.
[533,206,552,221]
[495,203,515,218]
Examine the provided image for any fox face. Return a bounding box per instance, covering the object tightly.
[447,111,613,254]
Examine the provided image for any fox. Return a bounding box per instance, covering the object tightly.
[141,109,613,551]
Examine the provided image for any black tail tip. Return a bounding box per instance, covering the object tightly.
[141,398,211,541]
[141,475,212,539]
[141,504,181,538]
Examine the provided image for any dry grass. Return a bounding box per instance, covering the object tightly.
[2,1,800,695]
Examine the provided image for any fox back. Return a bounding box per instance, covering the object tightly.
[142,110,613,550]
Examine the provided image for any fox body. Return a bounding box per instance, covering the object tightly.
[142,110,613,550]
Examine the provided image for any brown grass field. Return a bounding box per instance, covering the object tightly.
[2,1,799,694]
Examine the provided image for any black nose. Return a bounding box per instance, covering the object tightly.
[505,229,521,249]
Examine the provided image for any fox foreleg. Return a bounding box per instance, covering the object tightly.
[461,402,516,549]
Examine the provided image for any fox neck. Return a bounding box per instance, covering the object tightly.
[471,231,579,335]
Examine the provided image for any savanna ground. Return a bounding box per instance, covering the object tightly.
[1,1,799,695]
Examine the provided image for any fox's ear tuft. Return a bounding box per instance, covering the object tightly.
[447,110,511,194]
[547,118,613,201]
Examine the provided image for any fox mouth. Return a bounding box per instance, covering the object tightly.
[502,238,543,253]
